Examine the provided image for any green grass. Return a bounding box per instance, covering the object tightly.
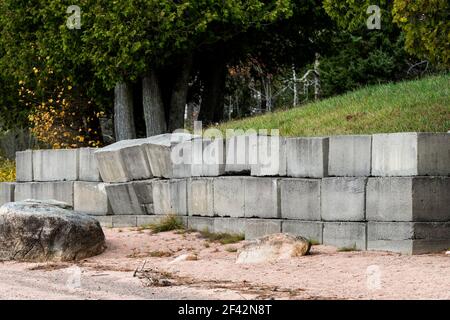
[198,229,245,245]
[0,157,15,182]
[145,215,185,233]
[216,74,450,136]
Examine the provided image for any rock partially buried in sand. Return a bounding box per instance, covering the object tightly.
[0,200,106,262]
[236,233,311,264]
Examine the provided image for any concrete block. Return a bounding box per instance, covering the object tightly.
[137,215,188,228]
[367,222,450,254]
[104,182,144,215]
[112,215,137,228]
[245,219,282,240]
[213,177,245,218]
[14,181,74,206]
[74,182,111,215]
[372,132,450,176]
[191,139,226,177]
[92,215,113,228]
[152,179,187,216]
[143,133,197,179]
[95,138,153,183]
[142,204,155,215]
[213,218,246,235]
[321,177,367,221]
[0,183,15,206]
[323,222,366,250]
[187,216,215,232]
[16,150,33,182]
[280,178,321,220]
[286,137,329,178]
[187,178,214,217]
[244,177,280,219]
[367,177,450,222]
[251,136,286,176]
[328,135,372,176]
[33,149,79,181]
[79,148,101,181]
[132,179,156,206]
[225,134,257,174]
[282,220,323,244]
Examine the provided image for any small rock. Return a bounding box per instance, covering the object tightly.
[236,233,311,264]
[169,253,198,264]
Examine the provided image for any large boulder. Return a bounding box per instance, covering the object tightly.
[236,233,311,264]
[0,200,106,262]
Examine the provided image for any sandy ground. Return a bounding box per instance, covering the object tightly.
[0,227,449,300]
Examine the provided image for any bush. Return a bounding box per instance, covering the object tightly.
[0,157,15,182]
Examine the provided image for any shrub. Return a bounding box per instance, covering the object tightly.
[0,157,15,182]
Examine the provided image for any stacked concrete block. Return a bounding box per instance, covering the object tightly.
[187,178,214,217]
[187,216,215,232]
[16,150,33,182]
[104,182,145,215]
[0,183,15,206]
[79,148,101,181]
[152,179,187,216]
[280,178,321,220]
[245,219,282,240]
[213,218,245,235]
[74,182,111,215]
[371,132,450,176]
[244,177,280,219]
[281,220,323,244]
[15,181,74,206]
[191,138,226,177]
[132,180,156,214]
[328,135,372,176]
[137,215,188,228]
[251,136,286,176]
[33,149,79,181]
[286,137,329,178]
[225,134,257,174]
[213,177,245,218]
[323,222,366,250]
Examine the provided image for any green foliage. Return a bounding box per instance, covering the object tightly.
[0,157,15,182]
[147,215,185,233]
[197,229,245,245]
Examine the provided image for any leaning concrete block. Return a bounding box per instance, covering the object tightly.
[372,132,450,176]
[187,216,215,232]
[191,139,226,177]
[213,177,245,218]
[251,136,286,176]
[187,178,214,217]
[16,150,33,182]
[282,220,323,244]
[104,182,144,215]
[244,177,280,219]
[79,148,101,181]
[0,182,15,206]
[112,215,137,228]
[95,138,153,183]
[213,218,246,235]
[367,222,450,254]
[33,149,79,181]
[280,178,321,220]
[143,133,197,179]
[132,179,156,206]
[74,182,111,215]
[245,219,282,240]
[367,177,450,222]
[286,137,329,178]
[14,181,74,206]
[225,134,257,174]
[328,135,372,176]
[323,222,366,250]
[152,179,187,216]
[321,177,367,221]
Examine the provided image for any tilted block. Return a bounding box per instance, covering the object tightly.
[33,149,79,181]
[187,178,214,217]
[14,182,74,206]
[281,220,323,244]
[244,177,280,219]
[280,178,321,220]
[16,150,33,182]
[367,177,450,222]
[191,138,226,177]
[213,177,245,218]
[321,177,367,221]
[328,135,372,176]
[74,182,111,215]
[371,132,450,176]
[104,182,144,215]
[367,222,450,254]
[286,137,329,178]
[152,179,187,216]
[323,222,367,250]
[79,148,102,181]
[245,219,282,240]
[251,136,286,176]
[0,183,15,206]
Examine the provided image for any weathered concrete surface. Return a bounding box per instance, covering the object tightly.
[367,222,450,254]
[187,216,215,232]
[137,215,188,228]
[280,178,321,220]
[14,182,74,206]
[225,134,256,174]
[244,177,280,219]
[0,183,14,206]
[281,220,323,244]
[367,177,450,222]
[245,219,282,240]
[286,137,329,178]
[213,177,245,218]
[74,182,111,216]
[0,200,106,262]
[371,132,450,176]
[33,149,79,181]
[152,179,187,216]
[111,215,138,228]
[79,148,101,181]
[213,218,246,235]
[251,136,286,176]
[143,133,197,179]
[328,135,372,176]
[132,180,156,207]
[191,139,226,177]
[95,138,152,183]
[321,177,367,221]
[104,183,144,215]
[16,150,33,182]
[187,178,214,217]
[93,215,113,228]
[323,222,366,250]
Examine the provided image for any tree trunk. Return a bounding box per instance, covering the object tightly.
[114,82,136,141]
[142,71,167,136]
[168,55,193,132]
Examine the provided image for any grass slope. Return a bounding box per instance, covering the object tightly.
[216,74,450,136]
